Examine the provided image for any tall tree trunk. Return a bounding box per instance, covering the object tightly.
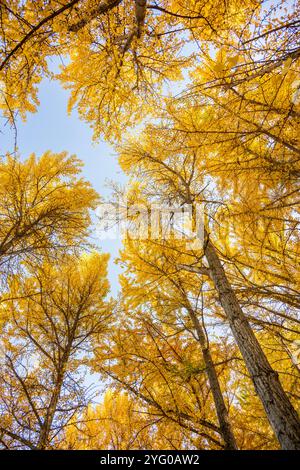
[187,305,238,450]
[36,318,79,449]
[204,230,300,450]
[37,372,65,449]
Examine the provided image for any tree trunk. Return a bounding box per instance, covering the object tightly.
[37,373,65,449]
[204,231,300,450]
[36,325,78,448]
[187,305,238,450]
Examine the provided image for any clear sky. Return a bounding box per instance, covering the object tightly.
[0,67,127,295]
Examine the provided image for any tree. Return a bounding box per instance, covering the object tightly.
[0,252,112,449]
[115,235,238,449]
[62,389,190,450]
[0,0,299,452]
[114,121,300,449]
[94,310,228,449]
[0,151,98,284]
[0,0,259,140]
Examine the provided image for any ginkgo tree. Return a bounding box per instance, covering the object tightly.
[114,236,238,450]
[113,114,300,449]
[0,252,112,450]
[0,151,99,284]
[0,0,259,140]
[93,304,234,450]
[62,389,194,450]
[0,0,299,453]
[91,240,294,449]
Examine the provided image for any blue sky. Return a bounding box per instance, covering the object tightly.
[0,71,127,295]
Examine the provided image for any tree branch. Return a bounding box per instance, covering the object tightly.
[177,264,210,277]
[68,0,123,32]
[0,0,82,71]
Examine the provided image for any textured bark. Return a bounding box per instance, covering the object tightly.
[68,0,123,32]
[187,305,238,450]
[204,230,300,450]
[135,0,147,37]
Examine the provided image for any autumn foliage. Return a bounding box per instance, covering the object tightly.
[0,0,299,451]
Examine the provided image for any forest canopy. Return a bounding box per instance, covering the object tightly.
[0,0,299,451]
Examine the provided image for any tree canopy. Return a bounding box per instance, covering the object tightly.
[0,0,299,451]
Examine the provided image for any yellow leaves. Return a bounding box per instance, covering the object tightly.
[0,247,112,450]
[227,54,240,69]
[77,251,110,297]
[213,49,227,75]
[0,66,42,121]
[125,180,145,205]
[0,79,6,106]
[59,45,143,142]
[194,48,241,83]
[3,251,112,349]
[0,0,55,121]
[58,14,187,142]
[170,0,259,41]
[0,0,260,140]
[282,57,293,74]
[63,389,187,450]
[267,232,282,252]
[1,0,300,452]
[0,151,100,275]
